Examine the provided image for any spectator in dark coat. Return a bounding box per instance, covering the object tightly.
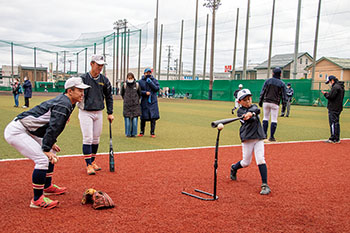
[321,75,345,143]
[138,68,160,137]
[22,77,32,108]
[121,73,141,137]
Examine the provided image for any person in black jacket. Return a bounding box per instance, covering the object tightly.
[232,84,243,114]
[4,77,90,209]
[280,83,294,117]
[121,72,141,137]
[22,77,32,108]
[230,89,270,195]
[259,67,287,142]
[321,75,345,143]
[78,54,114,175]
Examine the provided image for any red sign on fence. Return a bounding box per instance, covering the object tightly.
[224,65,232,73]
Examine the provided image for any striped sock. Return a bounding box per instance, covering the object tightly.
[32,169,47,201]
[44,163,55,189]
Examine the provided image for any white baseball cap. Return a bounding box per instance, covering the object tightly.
[91,54,107,65]
[237,89,252,101]
[238,84,243,88]
[65,77,90,89]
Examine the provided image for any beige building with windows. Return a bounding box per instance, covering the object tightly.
[306,57,350,90]
[255,52,313,79]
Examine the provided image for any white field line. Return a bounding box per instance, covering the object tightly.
[1,138,349,162]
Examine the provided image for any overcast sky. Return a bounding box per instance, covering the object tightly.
[0,0,349,74]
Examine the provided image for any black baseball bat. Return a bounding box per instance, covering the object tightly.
[109,122,115,172]
[211,116,244,128]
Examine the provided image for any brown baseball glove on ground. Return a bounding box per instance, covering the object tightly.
[81,188,115,209]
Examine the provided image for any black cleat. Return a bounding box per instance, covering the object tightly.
[230,165,237,181]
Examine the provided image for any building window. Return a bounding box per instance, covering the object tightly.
[319,74,322,78]
[306,59,308,65]
[300,58,302,64]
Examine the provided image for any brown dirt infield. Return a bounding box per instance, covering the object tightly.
[0,140,349,232]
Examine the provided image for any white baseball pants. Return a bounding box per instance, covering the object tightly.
[4,120,55,170]
[263,102,279,123]
[240,139,265,167]
[78,109,103,145]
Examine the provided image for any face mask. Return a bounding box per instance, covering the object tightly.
[127,79,134,83]
[145,75,151,78]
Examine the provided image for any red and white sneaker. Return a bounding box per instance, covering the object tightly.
[43,184,67,196]
[30,195,59,209]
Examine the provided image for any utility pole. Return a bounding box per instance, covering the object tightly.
[192,0,199,81]
[312,0,322,81]
[174,59,178,74]
[34,47,37,82]
[204,0,221,100]
[158,24,163,80]
[56,52,59,80]
[10,42,14,82]
[231,8,239,80]
[103,36,106,75]
[63,51,66,75]
[203,14,209,80]
[166,45,173,80]
[293,0,302,79]
[243,0,250,80]
[267,0,276,79]
[138,29,142,80]
[84,48,87,73]
[68,59,73,73]
[178,20,184,80]
[153,0,159,75]
[123,20,127,82]
[76,52,79,74]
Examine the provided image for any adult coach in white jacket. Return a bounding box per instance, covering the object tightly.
[78,54,114,175]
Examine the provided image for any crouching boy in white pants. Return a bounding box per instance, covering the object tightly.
[4,77,90,209]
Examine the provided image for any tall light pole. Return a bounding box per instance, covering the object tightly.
[267,0,276,79]
[231,8,239,80]
[312,0,322,81]
[204,0,221,100]
[192,0,199,80]
[243,0,250,80]
[113,19,127,82]
[153,0,159,74]
[293,0,302,79]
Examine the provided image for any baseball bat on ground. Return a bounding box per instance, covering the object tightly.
[109,122,115,172]
[211,116,244,128]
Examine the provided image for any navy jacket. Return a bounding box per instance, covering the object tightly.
[16,94,74,152]
[324,81,345,112]
[121,81,141,118]
[23,80,32,98]
[237,104,265,142]
[259,76,287,106]
[139,75,160,120]
[79,73,113,114]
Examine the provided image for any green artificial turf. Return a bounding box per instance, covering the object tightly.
[0,95,349,159]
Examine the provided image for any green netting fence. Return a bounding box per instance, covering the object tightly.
[158,79,350,107]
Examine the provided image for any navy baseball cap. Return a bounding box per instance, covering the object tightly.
[325,75,337,84]
[144,68,152,73]
[287,83,291,86]
[273,67,282,74]
[237,89,252,101]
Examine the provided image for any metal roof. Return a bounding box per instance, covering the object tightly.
[321,57,350,69]
[255,52,312,69]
